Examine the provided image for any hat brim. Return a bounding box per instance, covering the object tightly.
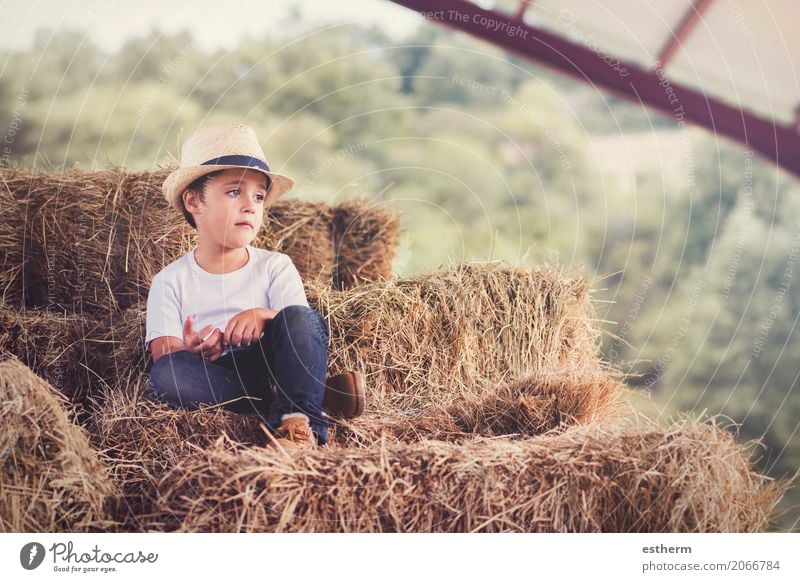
[163,165,295,213]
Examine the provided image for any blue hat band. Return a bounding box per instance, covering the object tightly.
[201,155,270,172]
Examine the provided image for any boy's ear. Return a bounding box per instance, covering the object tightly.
[182,188,202,216]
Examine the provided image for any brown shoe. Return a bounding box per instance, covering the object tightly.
[272,415,317,450]
[324,371,366,419]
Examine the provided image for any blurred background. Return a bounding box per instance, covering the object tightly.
[1,0,798,529]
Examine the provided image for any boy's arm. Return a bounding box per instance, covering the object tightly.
[146,273,186,363]
[150,336,187,364]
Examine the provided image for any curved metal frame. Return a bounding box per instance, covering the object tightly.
[390,0,800,177]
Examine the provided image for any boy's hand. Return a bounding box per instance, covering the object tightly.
[183,315,224,361]
[224,307,277,349]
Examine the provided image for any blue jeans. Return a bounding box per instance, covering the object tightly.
[147,305,330,445]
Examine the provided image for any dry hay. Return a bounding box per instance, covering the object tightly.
[0,304,108,409]
[153,417,788,533]
[21,167,192,314]
[83,365,626,531]
[330,367,629,447]
[0,166,37,307]
[84,376,272,532]
[308,262,606,412]
[332,197,399,289]
[0,166,401,316]
[96,301,149,389]
[0,356,121,532]
[0,300,150,410]
[254,199,335,283]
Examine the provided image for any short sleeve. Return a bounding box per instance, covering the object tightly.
[145,273,184,350]
[267,255,310,312]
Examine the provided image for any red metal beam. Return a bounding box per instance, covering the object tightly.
[514,1,534,22]
[390,0,800,178]
[658,0,715,67]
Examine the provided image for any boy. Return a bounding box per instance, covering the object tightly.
[145,122,365,450]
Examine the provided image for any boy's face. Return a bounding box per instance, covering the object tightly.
[184,168,269,248]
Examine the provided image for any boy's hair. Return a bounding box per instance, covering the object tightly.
[181,170,223,229]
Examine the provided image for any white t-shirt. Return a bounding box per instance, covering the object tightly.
[145,245,309,357]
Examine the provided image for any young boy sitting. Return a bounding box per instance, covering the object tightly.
[145,122,364,450]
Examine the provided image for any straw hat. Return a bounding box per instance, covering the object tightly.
[162,122,295,212]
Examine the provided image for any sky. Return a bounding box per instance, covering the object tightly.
[0,0,424,54]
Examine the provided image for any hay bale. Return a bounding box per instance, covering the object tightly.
[94,302,149,389]
[0,304,108,408]
[308,262,605,412]
[330,367,628,447]
[254,199,335,283]
[85,376,271,532]
[0,166,37,307]
[23,167,192,314]
[332,197,399,289]
[84,365,622,529]
[0,300,149,410]
[0,356,121,532]
[154,417,788,532]
[1,167,402,316]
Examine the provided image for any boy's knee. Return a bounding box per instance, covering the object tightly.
[276,304,313,322]
[149,350,193,395]
[276,305,325,327]
[271,305,329,343]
